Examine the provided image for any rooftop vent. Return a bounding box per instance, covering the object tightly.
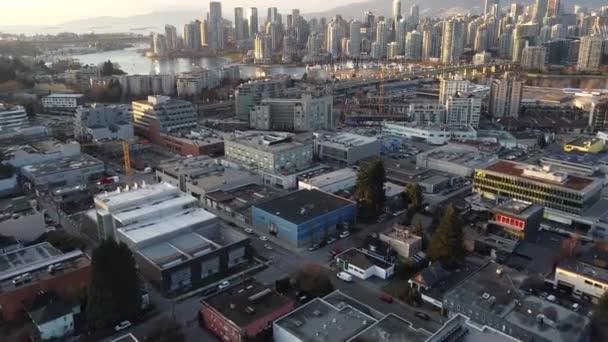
[313,310,322,317]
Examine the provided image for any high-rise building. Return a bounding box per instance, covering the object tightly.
[534,0,548,24]
[132,96,197,135]
[153,33,167,55]
[551,24,566,40]
[410,5,419,26]
[376,21,388,58]
[422,25,441,60]
[546,0,561,17]
[164,25,178,50]
[266,22,280,51]
[183,20,202,49]
[577,35,603,71]
[349,20,362,57]
[484,0,499,15]
[267,7,278,23]
[307,34,321,56]
[249,8,259,36]
[511,4,524,21]
[521,46,547,70]
[234,7,245,41]
[395,19,406,55]
[474,25,488,52]
[292,9,300,23]
[282,35,296,63]
[489,72,523,118]
[254,33,272,64]
[326,21,339,58]
[249,94,334,131]
[392,0,402,25]
[441,18,464,64]
[439,76,470,104]
[405,30,422,60]
[235,78,288,120]
[208,1,224,50]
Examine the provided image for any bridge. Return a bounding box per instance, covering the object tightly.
[332,61,516,92]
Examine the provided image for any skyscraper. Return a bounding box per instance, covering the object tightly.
[349,20,362,57]
[441,18,464,64]
[405,30,422,59]
[153,33,167,55]
[484,0,499,16]
[395,19,407,55]
[254,33,272,63]
[234,7,245,41]
[326,21,339,58]
[249,8,259,36]
[183,20,202,49]
[489,72,523,118]
[546,0,561,17]
[534,0,548,24]
[376,21,388,58]
[292,9,300,23]
[410,5,419,26]
[440,76,470,104]
[208,1,224,50]
[577,35,603,71]
[521,46,547,70]
[393,0,402,24]
[165,25,178,50]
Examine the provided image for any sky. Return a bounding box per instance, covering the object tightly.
[2,0,349,26]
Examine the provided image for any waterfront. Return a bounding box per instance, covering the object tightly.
[70,46,306,79]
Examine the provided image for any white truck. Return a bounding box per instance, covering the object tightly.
[337,271,353,283]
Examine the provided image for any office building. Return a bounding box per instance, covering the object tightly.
[489,72,523,118]
[439,76,470,104]
[298,168,357,194]
[41,94,84,112]
[379,224,422,258]
[176,69,219,98]
[534,0,549,24]
[165,24,178,50]
[208,1,224,50]
[73,104,133,141]
[577,35,603,71]
[254,33,272,64]
[392,0,402,24]
[315,132,381,166]
[473,160,603,215]
[444,263,591,342]
[555,258,608,303]
[349,20,361,57]
[547,0,561,17]
[409,102,446,125]
[383,122,478,145]
[200,279,294,342]
[416,143,498,177]
[132,96,197,137]
[234,7,245,41]
[152,33,167,55]
[395,19,406,56]
[225,132,313,174]
[0,104,28,131]
[521,46,547,70]
[441,18,464,64]
[235,78,288,121]
[250,94,334,132]
[484,0,499,15]
[183,20,203,49]
[489,200,544,239]
[375,21,387,58]
[21,154,105,189]
[445,95,482,127]
[94,182,250,294]
[249,8,258,36]
[326,21,340,58]
[0,243,91,321]
[405,30,422,60]
[252,189,356,248]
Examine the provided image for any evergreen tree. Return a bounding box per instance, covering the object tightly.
[86,239,142,330]
[402,183,423,212]
[427,204,465,268]
[355,158,386,218]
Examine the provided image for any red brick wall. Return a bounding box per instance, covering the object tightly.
[0,264,91,321]
[200,304,241,342]
[243,300,295,338]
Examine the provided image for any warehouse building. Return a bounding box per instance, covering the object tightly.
[21,154,105,189]
[315,132,381,166]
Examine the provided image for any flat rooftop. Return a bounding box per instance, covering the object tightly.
[227,133,309,152]
[0,243,89,292]
[317,132,378,148]
[254,189,355,225]
[419,145,497,168]
[336,248,392,270]
[557,258,608,284]
[299,168,357,189]
[203,279,293,328]
[45,94,84,98]
[541,150,608,167]
[349,314,431,342]
[274,297,377,342]
[205,183,279,211]
[492,199,542,219]
[481,160,596,191]
[95,182,181,210]
[427,314,520,342]
[22,154,103,178]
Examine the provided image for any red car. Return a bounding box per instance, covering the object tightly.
[379,293,393,303]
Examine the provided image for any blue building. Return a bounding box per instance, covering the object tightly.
[252,189,356,248]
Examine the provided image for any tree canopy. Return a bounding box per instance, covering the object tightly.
[100,60,126,76]
[402,183,423,214]
[355,158,386,218]
[427,204,465,268]
[293,264,334,298]
[86,239,142,330]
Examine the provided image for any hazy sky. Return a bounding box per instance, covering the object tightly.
[3,0,351,26]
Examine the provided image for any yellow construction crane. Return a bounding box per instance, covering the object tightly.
[80,140,132,179]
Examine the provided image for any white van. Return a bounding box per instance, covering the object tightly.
[337,272,353,283]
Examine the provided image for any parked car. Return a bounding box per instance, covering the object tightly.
[308,244,321,251]
[114,321,132,331]
[259,236,268,241]
[218,281,231,290]
[326,237,337,245]
[379,293,393,303]
[244,228,254,234]
[337,272,353,283]
[572,303,580,312]
[264,244,273,250]
[415,312,430,321]
[339,231,350,239]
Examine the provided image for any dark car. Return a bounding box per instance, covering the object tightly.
[415,312,430,320]
[379,293,393,303]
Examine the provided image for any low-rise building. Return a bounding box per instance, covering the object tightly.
[252,189,356,248]
[200,279,295,342]
[94,182,250,294]
[21,154,105,189]
[335,248,395,280]
[383,122,478,145]
[176,69,219,98]
[315,132,381,166]
[249,94,334,132]
[298,168,357,193]
[444,262,591,342]
[132,96,197,141]
[555,258,608,303]
[74,104,133,141]
[4,140,81,168]
[379,224,422,258]
[225,133,313,175]
[0,104,28,131]
[25,291,80,341]
[563,137,605,153]
[41,94,84,112]
[427,313,521,342]
[64,67,100,87]
[489,200,543,240]
[235,78,288,121]
[160,134,224,157]
[0,196,45,242]
[204,183,279,224]
[0,243,91,321]
[416,144,498,177]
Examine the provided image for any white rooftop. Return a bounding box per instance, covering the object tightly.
[45,93,84,98]
[301,168,357,188]
[96,182,180,211]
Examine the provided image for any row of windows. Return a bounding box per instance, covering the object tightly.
[479,173,584,201]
